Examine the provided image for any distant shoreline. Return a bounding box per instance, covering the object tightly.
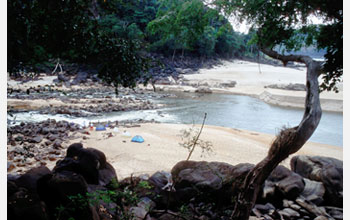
[149,60,343,113]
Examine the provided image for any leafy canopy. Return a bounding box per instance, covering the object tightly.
[214,0,343,91]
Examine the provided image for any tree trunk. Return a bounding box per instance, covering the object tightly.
[172,49,176,62]
[231,48,323,220]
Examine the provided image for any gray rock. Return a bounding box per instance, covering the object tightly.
[137,197,156,211]
[302,178,325,205]
[148,171,173,194]
[265,83,306,91]
[263,165,305,200]
[129,206,149,220]
[220,81,237,88]
[57,74,69,82]
[47,134,59,142]
[15,165,51,193]
[278,208,300,219]
[52,140,62,149]
[71,71,88,85]
[171,161,253,203]
[254,203,276,214]
[283,200,301,212]
[29,135,43,143]
[326,207,343,220]
[291,155,343,207]
[195,86,212,93]
[314,216,329,220]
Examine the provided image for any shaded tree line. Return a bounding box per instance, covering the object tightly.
[8,0,256,88]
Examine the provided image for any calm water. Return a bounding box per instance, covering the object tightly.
[153,92,343,147]
[11,92,343,146]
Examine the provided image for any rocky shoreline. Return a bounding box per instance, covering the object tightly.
[7,81,173,119]
[7,119,161,176]
[8,143,343,220]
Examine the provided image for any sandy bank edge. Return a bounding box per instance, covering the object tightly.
[63,123,342,180]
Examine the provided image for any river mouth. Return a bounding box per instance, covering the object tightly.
[9,91,343,147]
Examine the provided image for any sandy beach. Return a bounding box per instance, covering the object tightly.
[61,123,342,180]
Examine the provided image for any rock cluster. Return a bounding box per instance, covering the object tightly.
[8,150,343,220]
[146,54,222,85]
[7,120,83,174]
[8,86,164,117]
[8,143,117,220]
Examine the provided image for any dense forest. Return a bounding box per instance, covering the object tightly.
[8,0,259,87]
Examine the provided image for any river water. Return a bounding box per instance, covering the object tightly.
[10,92,343,147]
[154,92,343,147]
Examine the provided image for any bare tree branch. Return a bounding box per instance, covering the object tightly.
[186,113,207,161]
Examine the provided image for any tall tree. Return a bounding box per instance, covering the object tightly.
[212,0,342,219]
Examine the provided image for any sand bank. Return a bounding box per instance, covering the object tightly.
[153,60,343,112]
[65,123,342,180]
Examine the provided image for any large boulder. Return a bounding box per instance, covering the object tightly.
[7,168,50,220]
[37,171,99,220]
[171,161,253,203]
[8,186,49,220]
[57,73,70,82]
[71,71,88,85]
[148,171,176,207]
[261,165,305,204]
[290,155,343,207]
[14,165,51,193]
[54,143,117,185]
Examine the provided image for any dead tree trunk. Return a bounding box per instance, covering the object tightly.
[231,48,323,220]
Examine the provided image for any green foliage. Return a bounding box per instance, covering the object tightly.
[147,0,251,58]
[214,0,343,91]
[138,180,152,189]
[55,193,90,220]
[8,0,152,91]
[8,0,263,88]
[55,183,140,219]
[197,26,217,57]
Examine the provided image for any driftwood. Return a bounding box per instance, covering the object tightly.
[231,47,323,220]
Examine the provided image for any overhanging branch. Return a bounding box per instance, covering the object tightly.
[260,47,314,66]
